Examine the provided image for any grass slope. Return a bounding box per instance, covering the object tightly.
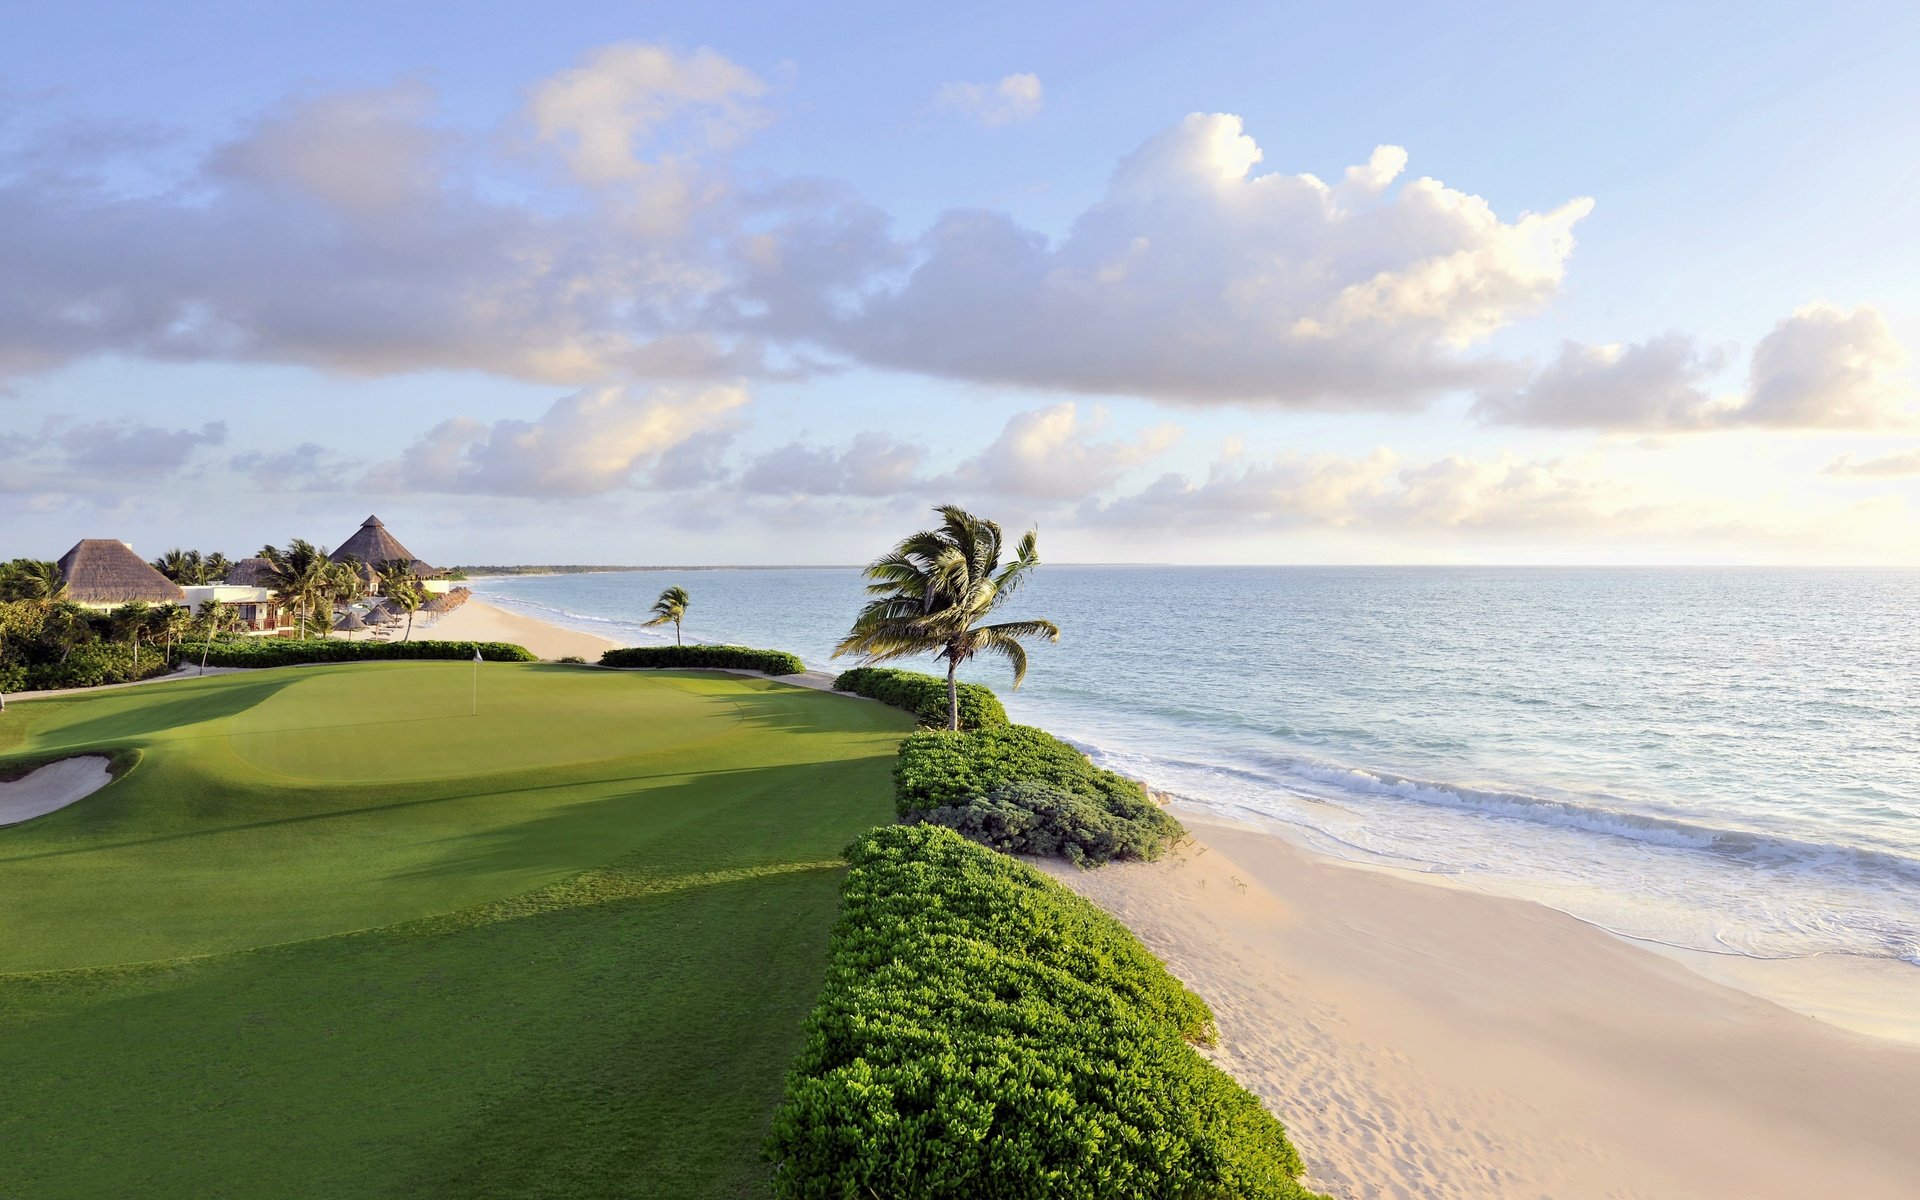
[0,662,908,1199]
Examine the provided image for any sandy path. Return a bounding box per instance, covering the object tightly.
[0,756,113,827]
[1037,813,1920,1200]
[414,599,624,661]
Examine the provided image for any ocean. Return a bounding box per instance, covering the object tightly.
[470,566,1920,969]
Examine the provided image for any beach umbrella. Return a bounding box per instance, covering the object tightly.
[332,611,369,640]
[421,595,455,621]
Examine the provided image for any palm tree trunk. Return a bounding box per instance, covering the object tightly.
[676,619,682,646]
[945,652,960,731]
[405,612,414,642]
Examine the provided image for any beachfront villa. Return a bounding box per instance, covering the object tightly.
[52,516,453,635]
[54,539,187,612]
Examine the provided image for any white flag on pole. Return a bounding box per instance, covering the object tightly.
[473,647,483,663]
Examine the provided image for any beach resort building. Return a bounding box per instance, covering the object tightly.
[51,516,451,635]
[54,539,186,612]
[329,515,452,594]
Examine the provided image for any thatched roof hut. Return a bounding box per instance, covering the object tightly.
[329,515,434,579]
[56,540,187,606]
[224,556,275,587]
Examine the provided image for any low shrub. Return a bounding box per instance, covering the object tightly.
[894,724,1183,864]
[832,666,1007,729]
[556,655,587,665]
[598,644,805,675]
[199,639,536,667]
[767,824,1320,1200]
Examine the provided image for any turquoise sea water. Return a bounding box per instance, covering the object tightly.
[471,566,1920,967]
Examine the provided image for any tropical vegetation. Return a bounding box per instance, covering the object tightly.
[643,585,691,645]
[198,639,536,668]
[599,644,804,675]
[149,548,234,585]
[893,724,1184,864]
[834,505,1060,731]
[833,666,1007,730]
[766,824,1321,1200]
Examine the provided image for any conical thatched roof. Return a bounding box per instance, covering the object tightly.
[57,540,187,605]
[224,556,275,587]
[333,611,369,632]
[329,515,435,578]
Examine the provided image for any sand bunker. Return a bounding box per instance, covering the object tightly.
[0,756,113,827]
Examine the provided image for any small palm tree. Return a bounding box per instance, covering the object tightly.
[834,505,1060,730]
[386,580,424,643]
[644,586,691,645]
[111,602,153,677]
[197,601,241,674]
[259,540,331,638]
[159,604,194,663]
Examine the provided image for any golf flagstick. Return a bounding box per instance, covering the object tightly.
[472,644,481,716]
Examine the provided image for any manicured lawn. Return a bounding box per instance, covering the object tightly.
[0,662,908,1199]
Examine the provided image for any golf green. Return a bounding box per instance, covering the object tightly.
[0,662,909,1199]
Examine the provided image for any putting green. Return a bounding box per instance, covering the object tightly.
[0,661,910,1199]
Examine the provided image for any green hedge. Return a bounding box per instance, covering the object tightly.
[598,644,805,674]
[767,825,1320,1200]
[895,725,1183,864]
[832,667,1008,729]
[199,639,536,667]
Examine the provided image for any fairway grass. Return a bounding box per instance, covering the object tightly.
[0,662,909,1199]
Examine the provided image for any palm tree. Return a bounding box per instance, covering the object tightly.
[111,602,153,678]
[204,552,233,583]
[834,505,1060,731]
[44,602,91,664]
[644,586,691,645]
[258,540,331,638]
[386,580,424,642]
[197,601,240,674]
[158,604,194,663]
[0,559,67,604]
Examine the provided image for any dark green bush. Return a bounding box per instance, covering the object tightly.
[832,666,1008,729]
[598,644,805,674]
[894,725,1183,864]
[767,825,1320,1200]
[199,639,536,667]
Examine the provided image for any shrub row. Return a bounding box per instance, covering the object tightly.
[767,824,1320,1200]
[200,639,536,667]
[894,724,1184,865]
[832,666,1009,729]
[598,644,805,674]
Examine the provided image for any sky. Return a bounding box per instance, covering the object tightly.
[3,0,1918,566]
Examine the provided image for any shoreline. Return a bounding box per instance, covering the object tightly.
[1038,811,1920,1199]
[413,598,627,661]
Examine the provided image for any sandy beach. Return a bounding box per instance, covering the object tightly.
[416,597,624,660]
[1036,813,1920,1200]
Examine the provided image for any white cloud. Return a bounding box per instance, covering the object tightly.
[785,115,1593,406]
[1743,303,1912,428]
[524,43,767,180]
[1479,303,1914,431]
[1475,335,1731,429]
[368,383,746,496]
[739,431,925,496]
[1082,448,1633,532]
[0,418,227,494]
[1825,448,1920,477]
[934,73,1045,127]
[939,402,1179,499]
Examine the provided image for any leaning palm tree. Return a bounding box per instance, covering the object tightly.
[197,601,241,674]
[258,540,331,638]
[834,504,1060,731]
[385,580,425,643]
[644,586,691,645]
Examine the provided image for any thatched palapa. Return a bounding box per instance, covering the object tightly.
[56,540,188,606]
[223,556,275,587]
[329,515,435,580]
